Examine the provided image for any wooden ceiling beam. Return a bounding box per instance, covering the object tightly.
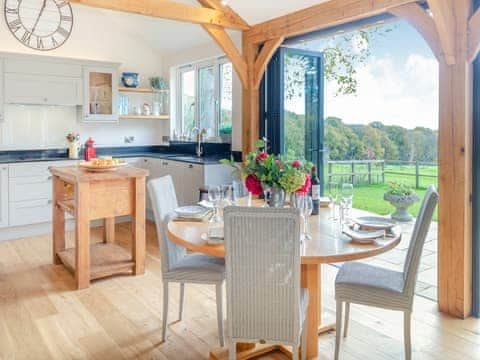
[389,3,442,61]
[245,0,420,44]
[202,24,248,88]
[67,0,250,30]
[197,0,250,29]
[253,37,284,89]
[468,7,480,62]
[426,0,456,65]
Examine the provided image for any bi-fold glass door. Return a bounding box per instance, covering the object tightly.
[261,47,325,192]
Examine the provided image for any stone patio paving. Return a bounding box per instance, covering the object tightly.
[330,218,438,301]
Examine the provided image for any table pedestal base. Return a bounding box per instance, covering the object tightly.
[209,343,291,360]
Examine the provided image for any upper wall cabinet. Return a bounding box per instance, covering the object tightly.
[3,58,83,106]
[82,66,119,123]
[0,59,4,123]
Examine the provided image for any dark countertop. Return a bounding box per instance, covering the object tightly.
[0,145,238,165]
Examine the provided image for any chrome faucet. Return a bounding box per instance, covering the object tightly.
[191,127,207,157]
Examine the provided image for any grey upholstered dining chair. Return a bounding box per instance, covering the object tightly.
[148,175,225,346]
[334,185,438,360]
[223,207,308,360]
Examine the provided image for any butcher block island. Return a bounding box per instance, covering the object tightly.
[49,165,149,289]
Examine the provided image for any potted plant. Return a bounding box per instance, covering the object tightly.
[384,181,420,222]
[221,139,312,207]
[219,123,232,143]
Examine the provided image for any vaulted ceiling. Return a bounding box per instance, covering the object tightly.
[71,0,329,54]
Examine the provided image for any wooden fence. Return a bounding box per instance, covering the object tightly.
[327,160,438,188]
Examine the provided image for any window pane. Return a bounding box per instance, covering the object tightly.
[220,63,233,137]
[181,70,195,135]
[198,66,216,136]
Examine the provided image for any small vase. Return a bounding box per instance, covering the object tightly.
[268,186,286,208]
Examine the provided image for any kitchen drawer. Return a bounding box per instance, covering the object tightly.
[9,176,52,202]
[9,161,75,178]
[9,199,52,227]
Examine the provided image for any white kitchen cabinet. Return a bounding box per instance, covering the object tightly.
[0,165,8,228]
[8,161,74,226]
[4,73,83,106]
[82,66,118,123]
[0,59,4,123]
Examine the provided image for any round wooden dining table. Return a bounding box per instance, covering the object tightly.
[167,205,402,360]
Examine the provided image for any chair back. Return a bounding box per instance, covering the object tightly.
[147,175,186,275]
[403,185,439,296]
[224,207,302,345]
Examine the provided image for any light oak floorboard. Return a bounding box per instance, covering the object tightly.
[0,222,478,359]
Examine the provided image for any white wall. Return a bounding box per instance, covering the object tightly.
[163,34,243,151]
[0,2,167,149]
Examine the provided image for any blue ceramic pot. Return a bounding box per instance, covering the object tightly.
[122,72,139,88]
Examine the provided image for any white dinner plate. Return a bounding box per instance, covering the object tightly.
[354,216,396,231]
[343,228,385,244]
[175,205,208,218]
[201,231,224,245]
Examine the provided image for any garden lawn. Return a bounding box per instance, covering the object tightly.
[352,183,438,221]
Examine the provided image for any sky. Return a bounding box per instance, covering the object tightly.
[286,20,439,130]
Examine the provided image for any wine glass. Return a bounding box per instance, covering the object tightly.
[327,182,339,220]
[232,179,251,206]
[261,183,271,207]
[341,183,354,218]
[208,186,222,222]
[294,194,313,240]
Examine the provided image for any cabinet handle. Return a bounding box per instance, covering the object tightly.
[163,162,168,166]
[189,164,194,169]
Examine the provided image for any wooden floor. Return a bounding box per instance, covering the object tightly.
[0,222,479,360]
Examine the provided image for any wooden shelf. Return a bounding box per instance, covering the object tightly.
[118,87,169,94]
[57,199,75,216]
[57,243,134,280]
[119,115,169,120]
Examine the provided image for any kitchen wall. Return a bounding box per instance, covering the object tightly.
[162,35,243,152]
[0,1,166,149]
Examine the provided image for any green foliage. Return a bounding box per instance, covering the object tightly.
[284,113,438,162]
[386,181,417,197]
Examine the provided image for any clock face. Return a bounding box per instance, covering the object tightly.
[4,0,73,51]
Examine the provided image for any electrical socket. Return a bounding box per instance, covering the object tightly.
[124,136,135,144]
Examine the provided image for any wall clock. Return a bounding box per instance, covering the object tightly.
[4,0,73,51]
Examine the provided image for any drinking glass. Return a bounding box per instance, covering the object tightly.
[222,184,234,206]
[208,186,222,222]
[232,179,251,206]
[294,194,313,240]
[327,182,339,220]
[341,183,354,217]
[261,183,271,208]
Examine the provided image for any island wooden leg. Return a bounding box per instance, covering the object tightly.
[104,218,115,243]
[301,263,320,359]
[132,177,146,275]
[75,182,90,289]
[52,176,65,265]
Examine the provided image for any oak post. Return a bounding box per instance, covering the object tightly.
[437,0,473,318]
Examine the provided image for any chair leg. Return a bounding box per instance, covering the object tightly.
[215,283,225,347]
[179,283,185,321]
[334,300,343,360]
[344,302,350,338]
[292,347,299,360]
[301,320,307,360]
[162,282,169,342]
[228,341,236,360]
[404,312,412,360]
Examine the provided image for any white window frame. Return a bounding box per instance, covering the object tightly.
[175,56,230,139]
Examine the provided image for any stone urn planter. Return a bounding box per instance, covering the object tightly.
[384,193,419,222]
